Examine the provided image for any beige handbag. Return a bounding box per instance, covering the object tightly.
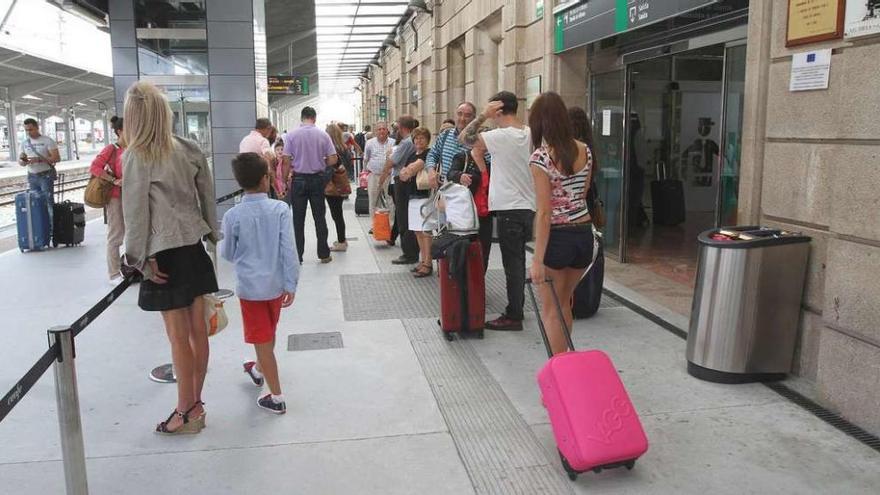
[204,294,228,337]
[84,146,117,208]
[416,168,430,191]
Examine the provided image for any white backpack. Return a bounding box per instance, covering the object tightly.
[421,181,479,235]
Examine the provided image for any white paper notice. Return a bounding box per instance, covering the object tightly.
[602,109,612,136]
[790,49,832,92]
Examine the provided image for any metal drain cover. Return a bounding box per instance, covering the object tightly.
[288,332,343,351]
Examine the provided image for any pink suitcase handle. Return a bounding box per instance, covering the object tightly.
[526,278,576,358]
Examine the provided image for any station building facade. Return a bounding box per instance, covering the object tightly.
[360,0,880,435]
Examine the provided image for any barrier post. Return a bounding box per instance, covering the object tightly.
[48,326,89,495]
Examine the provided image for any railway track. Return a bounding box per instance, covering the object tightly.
[0,175,92,207]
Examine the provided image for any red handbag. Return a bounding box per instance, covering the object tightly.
[474,169,490,217]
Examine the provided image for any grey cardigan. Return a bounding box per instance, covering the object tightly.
[122,136,219,278]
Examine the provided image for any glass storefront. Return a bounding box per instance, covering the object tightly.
[133,0,211,155]
[590,71,625,256]
[575,1,749,286]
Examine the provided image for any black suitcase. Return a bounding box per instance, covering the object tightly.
[355,186,369,216]
[52,173,86,247]
[650,162,685,226]
[572,235,604,319]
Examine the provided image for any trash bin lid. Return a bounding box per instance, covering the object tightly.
[698,226,811,249]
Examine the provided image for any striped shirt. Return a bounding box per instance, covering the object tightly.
[530,145,593,225]
[426,128,469,178]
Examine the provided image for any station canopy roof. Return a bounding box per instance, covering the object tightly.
[0,46,113,120]
[315,0,412,94]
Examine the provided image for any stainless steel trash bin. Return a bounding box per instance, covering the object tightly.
[686,226,811,383]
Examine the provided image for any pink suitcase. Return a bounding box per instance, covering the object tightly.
[527,280,649,481]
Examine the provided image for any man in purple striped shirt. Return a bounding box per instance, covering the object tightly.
[282,107,339,264]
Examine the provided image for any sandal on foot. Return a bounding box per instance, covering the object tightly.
[413,263,433,278]
[155,404,202,435]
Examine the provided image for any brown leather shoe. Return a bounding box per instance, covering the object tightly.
[485,316,523,331]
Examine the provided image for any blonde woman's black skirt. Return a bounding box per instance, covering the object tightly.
[138,242,218,311]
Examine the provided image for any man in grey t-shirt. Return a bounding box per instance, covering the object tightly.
[19,118,60,209]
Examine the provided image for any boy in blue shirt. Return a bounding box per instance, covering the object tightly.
[221,152,300,414]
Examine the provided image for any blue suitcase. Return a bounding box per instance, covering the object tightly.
[16,191,51,252]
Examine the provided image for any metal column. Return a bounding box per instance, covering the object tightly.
[5,99,16,162]
[63,108,73,161]
[48,326,89,495]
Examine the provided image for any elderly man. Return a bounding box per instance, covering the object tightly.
[363,121,395,215]
[239,118,277,194]
[425,102,479,182]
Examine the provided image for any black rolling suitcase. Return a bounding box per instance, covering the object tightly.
[355,187,369,216]
[52,173,86,247]
[572,238,604,319]
[650,162,685,226]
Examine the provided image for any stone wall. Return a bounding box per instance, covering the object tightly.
[741,2,880,434]
[361,0,549,128]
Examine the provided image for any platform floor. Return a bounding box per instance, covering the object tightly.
[1,199,878,494]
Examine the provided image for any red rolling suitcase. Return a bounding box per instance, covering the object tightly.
[439,239,485,340]
[527,279,648,481]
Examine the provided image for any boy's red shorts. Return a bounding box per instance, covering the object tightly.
[240,296,283,344]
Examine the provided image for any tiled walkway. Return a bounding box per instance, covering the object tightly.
[1,199,878,494]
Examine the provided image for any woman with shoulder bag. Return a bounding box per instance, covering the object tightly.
[325,124,352,252]
[122,82,219,435]
[89,116,126,284]
[447,149,492,272]
[401,127,433,278]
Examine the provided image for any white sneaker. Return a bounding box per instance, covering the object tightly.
[109,276,122,287]
[330,241,348,252]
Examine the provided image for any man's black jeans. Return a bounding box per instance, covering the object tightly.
[393,178,419,260]
[289,173,330,262]
[496,210,534,321]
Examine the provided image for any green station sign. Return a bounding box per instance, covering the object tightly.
[554,0,719,53]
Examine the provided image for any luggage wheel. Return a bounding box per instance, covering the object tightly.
[443,332,454,342]
[474,330,484,340]
[558,451,578,481]
[625,460,636,470]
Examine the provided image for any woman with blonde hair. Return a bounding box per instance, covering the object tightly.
[325,123,351,252]
[122,81,219,434]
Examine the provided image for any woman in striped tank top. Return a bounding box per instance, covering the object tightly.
[528,92,596,355]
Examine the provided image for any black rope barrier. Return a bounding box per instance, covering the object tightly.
[0,188,245,424]
[0,343,59,423]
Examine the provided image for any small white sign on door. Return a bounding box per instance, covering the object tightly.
[602,109,612,136]
[790,49,832,92]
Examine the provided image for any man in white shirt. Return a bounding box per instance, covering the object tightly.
[460,91,534,331]
[362,121,395,214]
[19,118,61,212]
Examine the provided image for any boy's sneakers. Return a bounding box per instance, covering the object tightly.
[257,394,286,414]
[242,361,264,387]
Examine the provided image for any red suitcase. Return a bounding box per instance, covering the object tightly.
[439,239,485,340]
[527,280,648,481]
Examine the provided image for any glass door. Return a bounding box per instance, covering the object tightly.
[590,70,626,258]
[623,46,725,285]
[717,43,747,226]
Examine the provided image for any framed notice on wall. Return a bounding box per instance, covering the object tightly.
[786,0,845,47]
[845,0,880,38]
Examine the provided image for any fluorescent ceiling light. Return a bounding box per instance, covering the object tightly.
[21,94,43,101]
